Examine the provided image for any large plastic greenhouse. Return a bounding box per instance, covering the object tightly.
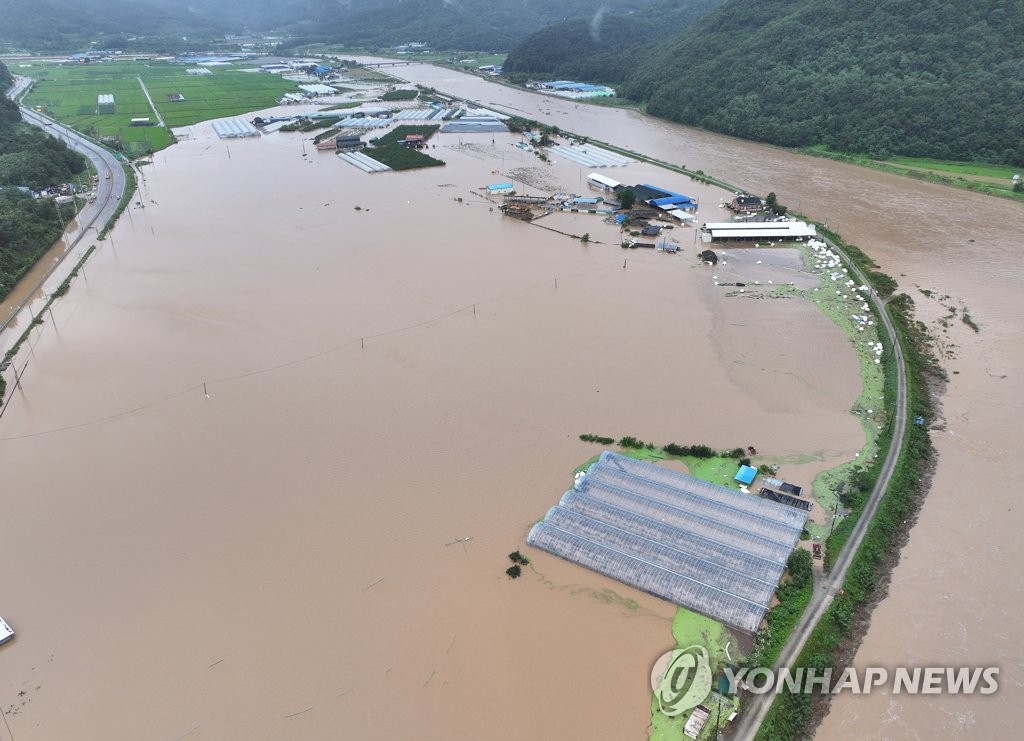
[527,451,808,632]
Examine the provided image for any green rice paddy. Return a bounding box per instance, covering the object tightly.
[22,61,300,155]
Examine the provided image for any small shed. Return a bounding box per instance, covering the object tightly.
[335,135,363,150]
[735,465,758,486]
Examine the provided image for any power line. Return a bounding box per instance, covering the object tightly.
[0,259,627,442]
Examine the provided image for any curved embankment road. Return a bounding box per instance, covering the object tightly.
[733,244,909,740]
[1,77,127,348]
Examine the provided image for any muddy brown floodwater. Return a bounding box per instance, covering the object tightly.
[384,64,1024,739]
[0,62,1020,740]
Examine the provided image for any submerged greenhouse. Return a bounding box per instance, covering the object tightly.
[526,451,808,632]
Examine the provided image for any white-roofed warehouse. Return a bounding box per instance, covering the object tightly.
[526,451,807,632]
[212,119,260,138]
[701,221,817,242]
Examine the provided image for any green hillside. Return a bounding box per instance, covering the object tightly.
[502,0,726,81]
[617,0,1024,165]
[0,0,233,51]
[282,0,653,52]
[0,62,88,302]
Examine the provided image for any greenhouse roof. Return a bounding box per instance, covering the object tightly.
[527,451,807,632]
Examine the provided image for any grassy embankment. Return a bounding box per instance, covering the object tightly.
[754,232,941,740]
[544,137,893,736]
[768,238,889,534]
[22,61,299,155]
[802,146,1024,201]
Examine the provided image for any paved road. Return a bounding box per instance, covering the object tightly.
[1,76,128,342]
[136,76,166,127]
[732,243,909,740]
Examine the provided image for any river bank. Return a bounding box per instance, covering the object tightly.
[2,59,1020,740]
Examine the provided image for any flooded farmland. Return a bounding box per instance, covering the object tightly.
[1,62,1021,740]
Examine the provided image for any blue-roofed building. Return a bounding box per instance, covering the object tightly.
[650,194,697,210]
[486,183,515,195]
[735,465,758,486]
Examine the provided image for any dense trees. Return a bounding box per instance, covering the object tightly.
[507,0,1024,166]
[0,62,87,301]
[620,0,1024,165]
[281,0,656,54]
[1,0,236,51]
[503,0,725,81]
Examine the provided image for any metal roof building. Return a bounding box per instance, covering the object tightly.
[211,119,260,138]
[439,116,508,133]
[299,84,338,96]
[701,221,817,242]
[527,451,807,632]
[587,172,621,191]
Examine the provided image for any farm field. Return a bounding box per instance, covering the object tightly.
[878,156,1020,184]
[22,61,300,154]
[803,146,1023,199]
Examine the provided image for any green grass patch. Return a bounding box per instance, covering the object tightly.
[363,145,444,171]
[320,101,362,112]
[373,124,439,146]
[22,61,299,155]
[312,128,341,144]
[802,146,1024,201]
[746,550,814,670]
[755,256,941,741]
[380,89,418,101]
[882,155,1017,180]
[651,609,744,741]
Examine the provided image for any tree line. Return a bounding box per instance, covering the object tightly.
[0,62,87,303]
[506,0,1024,166]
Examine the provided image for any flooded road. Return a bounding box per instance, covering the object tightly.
[0,62,1020,740]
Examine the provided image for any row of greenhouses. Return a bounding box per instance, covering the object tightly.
[527,452,808,632]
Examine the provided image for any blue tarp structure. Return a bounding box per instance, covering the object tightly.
[735,465,758,485]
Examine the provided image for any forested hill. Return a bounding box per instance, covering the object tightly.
[0,62,88,302]
[1,0,658,53]
[502,0,726,81]
[614,0,1024,165]
[1,0,236,51]
[279,0,653,53]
